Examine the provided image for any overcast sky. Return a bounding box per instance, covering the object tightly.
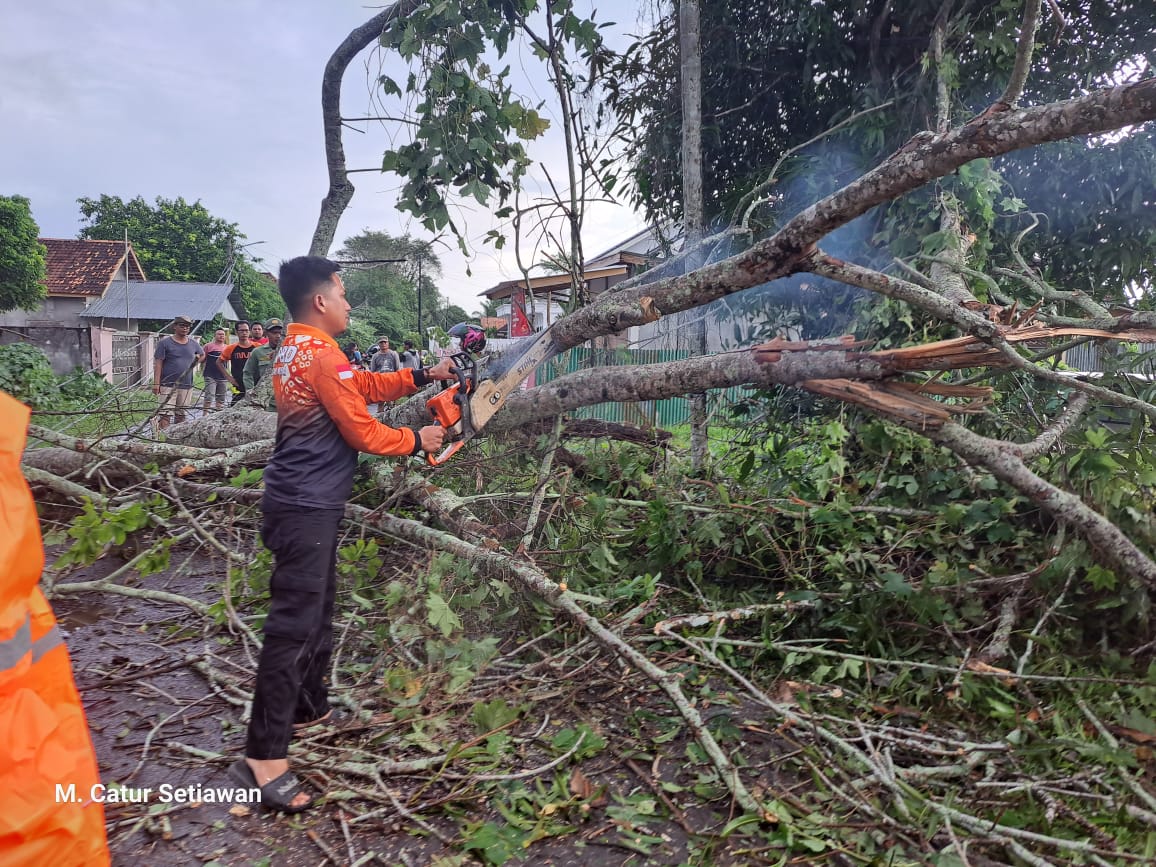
[0,0,649,314]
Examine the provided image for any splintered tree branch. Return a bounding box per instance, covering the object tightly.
[806,251,1156,424]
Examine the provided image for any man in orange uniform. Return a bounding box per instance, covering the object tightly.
[228,256,456,811]
[0,390,110,865]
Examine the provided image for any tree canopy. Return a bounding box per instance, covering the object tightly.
[608,0,1156,300]
[335,229,469,340]
[77,194,284,323]
[0,194,47,313]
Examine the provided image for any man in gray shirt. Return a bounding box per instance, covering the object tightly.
[153,315,205,430]
[369,337,401,373]
[398,339,421,370]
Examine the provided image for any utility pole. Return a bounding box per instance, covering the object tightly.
[124,228,131,331]
[416,256,423,350]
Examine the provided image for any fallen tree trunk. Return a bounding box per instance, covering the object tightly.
[23,322,1156,481]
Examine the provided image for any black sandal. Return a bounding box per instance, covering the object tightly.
[228,759,317,814]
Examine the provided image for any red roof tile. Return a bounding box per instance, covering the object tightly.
[40,238,146,297]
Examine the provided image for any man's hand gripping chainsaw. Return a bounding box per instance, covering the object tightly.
[424,323,562,466]
[424,349,478,466]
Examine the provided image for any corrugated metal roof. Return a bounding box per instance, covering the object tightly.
[81,281,237,322]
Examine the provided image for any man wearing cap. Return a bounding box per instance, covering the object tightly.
[153,315,205,430]
[242,319,285,408]
[369,336,400,373]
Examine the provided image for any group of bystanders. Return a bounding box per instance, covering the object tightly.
[151,317,287,427]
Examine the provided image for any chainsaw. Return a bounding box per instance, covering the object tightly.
[425,322,564,466]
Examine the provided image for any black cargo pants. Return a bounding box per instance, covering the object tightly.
[246,503,343,760]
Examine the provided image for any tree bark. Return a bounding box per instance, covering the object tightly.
[310,1,423,257]
[680,0,709,473]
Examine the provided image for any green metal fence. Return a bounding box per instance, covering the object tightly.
[534,346,751,428]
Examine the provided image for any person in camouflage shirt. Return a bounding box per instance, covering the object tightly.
[242,319,285,409]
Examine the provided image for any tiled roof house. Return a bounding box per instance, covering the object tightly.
[0,238,148,374]
[40,238,146,298]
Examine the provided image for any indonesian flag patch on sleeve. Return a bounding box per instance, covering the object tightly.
[336,362,354,380]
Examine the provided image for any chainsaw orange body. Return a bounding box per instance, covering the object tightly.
[425,352,475,466]
[423,323,563,465]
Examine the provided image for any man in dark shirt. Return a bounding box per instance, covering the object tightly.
[228,256,455,812]
[216,322,256,403]
[241,318,284,409]
[152,315,204,430]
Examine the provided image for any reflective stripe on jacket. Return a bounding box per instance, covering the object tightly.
[0,391,110,866]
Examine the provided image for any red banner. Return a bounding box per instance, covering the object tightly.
[510,289,532,336]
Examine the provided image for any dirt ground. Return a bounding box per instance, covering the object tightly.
[53,548,788,867]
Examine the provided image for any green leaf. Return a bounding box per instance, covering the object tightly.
[462,821,524,865]
[551,723,606,759]
[426,592,462,637]
[471,699,522,733]
[881,571,913,598]
[1085,565,1117,591]
[378,75,402,97]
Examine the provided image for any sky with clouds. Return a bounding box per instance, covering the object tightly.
[0,0,650,314]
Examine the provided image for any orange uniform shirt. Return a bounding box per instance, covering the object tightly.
[263,323,430,509]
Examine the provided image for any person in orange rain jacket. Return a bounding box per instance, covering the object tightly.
[0,390,110,865]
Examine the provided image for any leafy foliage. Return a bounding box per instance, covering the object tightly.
[53,499,168,572]
[375,0,551,240]
[77,194,285,322]
[373,0,608,249]
[79,194,238,281]
[0,342,58,407]
[336,230,466,338]
[0,342,120,413]
[237,271,285,325]
[0,195,47,313]
[608,0,1156,299]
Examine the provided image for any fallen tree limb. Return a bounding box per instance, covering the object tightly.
[345,501,768,818]
[541,77,1156,351]
[22,464,109,508]
[927,421,1156,587]
[175,438,275,477]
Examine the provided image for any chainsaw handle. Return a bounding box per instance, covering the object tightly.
[426,382,462,429]
[427,438,466,466]
[422,351,477,466]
